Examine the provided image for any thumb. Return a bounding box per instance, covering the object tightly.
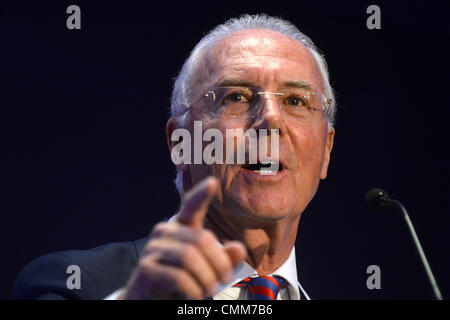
[224,241,248,267]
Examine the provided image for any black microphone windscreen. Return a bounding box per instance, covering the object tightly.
[366,188,389,210]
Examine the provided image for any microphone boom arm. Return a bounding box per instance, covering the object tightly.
[385,198,443,300]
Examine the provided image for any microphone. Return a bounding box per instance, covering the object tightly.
[366,188,443,300]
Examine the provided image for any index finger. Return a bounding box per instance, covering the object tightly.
[176,176,218,228]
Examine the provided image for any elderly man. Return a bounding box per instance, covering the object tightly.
[12,14,335,300]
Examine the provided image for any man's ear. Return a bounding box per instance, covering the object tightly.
[320,127,335,180]
[166,117,189,172]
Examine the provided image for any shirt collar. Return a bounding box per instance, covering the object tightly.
[217,246,301,300]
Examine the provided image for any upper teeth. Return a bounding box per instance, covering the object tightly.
[252,161,280,175]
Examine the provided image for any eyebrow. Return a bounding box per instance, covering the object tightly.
[282,80,312,90]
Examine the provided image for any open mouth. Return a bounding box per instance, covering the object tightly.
[242,161,283,175]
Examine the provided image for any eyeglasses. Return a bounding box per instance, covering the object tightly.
[181,86,332,125]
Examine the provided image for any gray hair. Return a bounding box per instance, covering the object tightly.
[170,14,336,195]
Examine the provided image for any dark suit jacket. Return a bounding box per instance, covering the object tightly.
[12,237,308,300]
[11,238,148,300]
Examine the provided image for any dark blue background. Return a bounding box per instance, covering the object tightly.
[1,0,449,299]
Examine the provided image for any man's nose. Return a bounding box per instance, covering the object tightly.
[251,93,286,134]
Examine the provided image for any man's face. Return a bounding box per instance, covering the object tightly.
[172,29,334,223]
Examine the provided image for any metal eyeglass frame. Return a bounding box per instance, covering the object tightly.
[178,86,333,121]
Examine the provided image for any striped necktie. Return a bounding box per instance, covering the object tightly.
[234,276,288,300]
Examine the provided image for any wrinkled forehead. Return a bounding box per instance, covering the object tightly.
[209,29,309,59]
[200,29,324,91]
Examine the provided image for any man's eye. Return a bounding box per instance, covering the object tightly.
[286,95,307,107]
[225,93,248,103]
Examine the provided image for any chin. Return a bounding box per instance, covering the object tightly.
[225,190,297,221]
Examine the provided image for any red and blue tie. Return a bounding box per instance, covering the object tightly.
[234,276,288,300]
